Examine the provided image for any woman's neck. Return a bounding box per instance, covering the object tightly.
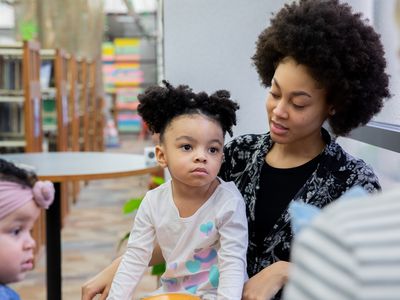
[266,134,325,168]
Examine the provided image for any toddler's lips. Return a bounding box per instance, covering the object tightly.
[21,259,34,271]
[192,168,208,174]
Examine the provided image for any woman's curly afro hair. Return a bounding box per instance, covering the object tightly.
[252,0,390,136]
[137,80,240,140]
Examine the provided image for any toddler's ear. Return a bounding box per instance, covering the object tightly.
[155,145,167,168]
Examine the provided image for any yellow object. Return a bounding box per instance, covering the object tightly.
[142,293,201,300]
[114,38,141,47]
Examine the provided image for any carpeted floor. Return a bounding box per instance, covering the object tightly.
[10,134,159,299]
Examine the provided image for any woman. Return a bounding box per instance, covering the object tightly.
[82,0,390,299]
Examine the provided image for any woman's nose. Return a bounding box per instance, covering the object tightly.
[273,100,289,119]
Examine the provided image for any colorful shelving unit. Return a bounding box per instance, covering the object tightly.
[102,37,151,133]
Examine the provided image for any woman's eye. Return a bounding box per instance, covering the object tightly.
[292,103,305,109]
[181,144,192,151]
[269,91,280,99]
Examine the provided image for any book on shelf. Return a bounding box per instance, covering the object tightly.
[0,58,23,91]
[0,102,24,137]
[117,113,142,133]
[116,101,139,110]
[102,35,156,133]
[40,61,53,90]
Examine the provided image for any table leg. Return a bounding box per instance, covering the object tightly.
[46,182,62,299]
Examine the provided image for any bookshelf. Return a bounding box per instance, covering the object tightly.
[103,12,158,134]
[102,37,157,133]
[0,41,43,153]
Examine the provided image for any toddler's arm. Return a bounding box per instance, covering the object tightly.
[217,196,248,299]
[106,196,156,300]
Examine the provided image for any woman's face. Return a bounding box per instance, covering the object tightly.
[266,57,332,146]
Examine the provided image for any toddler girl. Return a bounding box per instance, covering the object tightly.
[107,81,248,300]
[0,158,54,300]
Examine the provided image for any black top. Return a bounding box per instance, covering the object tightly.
[254,155,321,261]
[219,128,380,282]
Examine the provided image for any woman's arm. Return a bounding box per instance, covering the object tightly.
[81,245,164,300]
[81,256,121,300]
[242,261,290,300]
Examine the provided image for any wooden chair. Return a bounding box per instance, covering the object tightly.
[79,59,91,152]
[87,60,96,151]
[87,59,105,152]
[23,41,46,259]
[95,94,105,151]
[41,48,70,225]
[54,48,71,225]
[68,55,80,152]
[23,41,43,152]
[68,55,81,202]
[54,48,69,152]
[0,41,45,259]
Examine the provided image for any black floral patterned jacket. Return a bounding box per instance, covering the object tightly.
[219,128,380,277]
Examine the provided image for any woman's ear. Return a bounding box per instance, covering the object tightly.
[155,145,167,168]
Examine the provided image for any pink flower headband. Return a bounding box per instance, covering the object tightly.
[0,180,55,220]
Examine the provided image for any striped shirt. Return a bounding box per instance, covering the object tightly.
[284,187,400,300]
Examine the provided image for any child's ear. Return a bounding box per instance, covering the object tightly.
[155,145,167,168]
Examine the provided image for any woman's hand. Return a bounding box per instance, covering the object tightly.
[242,261,290,300]
[81,256,122,300]
[81,245,164,300]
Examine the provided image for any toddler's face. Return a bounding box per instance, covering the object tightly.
[0,200,40,284]
[158,114,224,188]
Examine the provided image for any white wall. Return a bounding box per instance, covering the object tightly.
[162,0,400,189]
[339,0,400,190]
[372,0,400,126]
[163,0,289,139]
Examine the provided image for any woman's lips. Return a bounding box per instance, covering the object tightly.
[270,121,289,135]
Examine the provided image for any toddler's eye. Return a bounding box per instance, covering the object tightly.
[181,144,192,151]
[209,147,219,154]
[11,227,21,236]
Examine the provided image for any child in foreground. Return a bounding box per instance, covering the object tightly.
[107,81,248,300]
[0,158,54,300]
